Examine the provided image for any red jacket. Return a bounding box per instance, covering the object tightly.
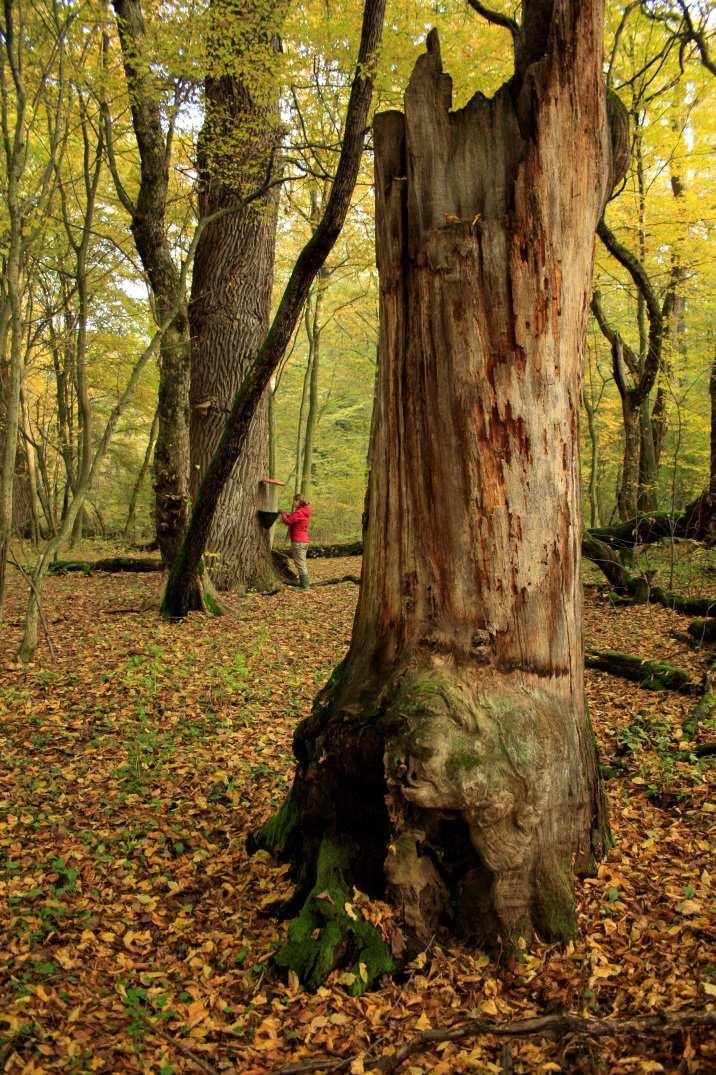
[281,504,312,543]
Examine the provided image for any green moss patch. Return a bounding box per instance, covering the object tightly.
[274,837,394,995]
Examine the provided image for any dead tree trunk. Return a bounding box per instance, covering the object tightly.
[258,7,623,987]
[188,0,283,592]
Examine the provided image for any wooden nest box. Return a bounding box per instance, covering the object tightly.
[258,477,284,529]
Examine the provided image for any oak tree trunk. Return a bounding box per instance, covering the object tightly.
[189,0,283,592]
[259,7,620,984]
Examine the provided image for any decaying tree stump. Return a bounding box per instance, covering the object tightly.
[256,3,625,990]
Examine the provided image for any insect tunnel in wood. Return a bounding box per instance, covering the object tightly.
[257,478,284,529]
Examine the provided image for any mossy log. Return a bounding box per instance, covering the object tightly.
[582,534,716,615]
[49,557,163,576]
[585,650,695,693]
[687,618,716,645]
[683,662,716,739]
[588,490,715,550]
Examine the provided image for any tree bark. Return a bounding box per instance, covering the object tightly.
[123,405,159,542]
[705,356,709,498]
[112,0,192,569]
[300,270,326,498]
[188,0,284,592]
[258,7,620,986]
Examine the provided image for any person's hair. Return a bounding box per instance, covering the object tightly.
[293,494,309,507]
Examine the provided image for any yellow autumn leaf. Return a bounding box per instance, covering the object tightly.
[186,999,208,1028]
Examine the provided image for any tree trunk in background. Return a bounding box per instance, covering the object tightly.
[261,8,620,985]
[583,389,601,528]
[637,395,658,513]
[618,392,640,519]
[113,0,192,569]
[19,391,41,543]
[299,270,326,498]
[123,406,159,542]
[705,356,709,498]
[188,0,283,592]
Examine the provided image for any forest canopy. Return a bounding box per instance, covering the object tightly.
[1,0,712,557]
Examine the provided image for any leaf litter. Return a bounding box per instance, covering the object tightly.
[0,552,713,1073]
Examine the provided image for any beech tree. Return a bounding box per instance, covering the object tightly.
[256,0,628,989]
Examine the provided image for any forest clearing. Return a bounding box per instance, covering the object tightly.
[0,544,714,1073]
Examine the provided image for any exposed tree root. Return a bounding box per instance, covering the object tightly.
[272,837,394,996]
[273,1009,716,1074]
[585,650,695,693]
[272,549,298,584]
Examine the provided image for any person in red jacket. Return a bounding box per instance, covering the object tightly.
[281,494,312,589]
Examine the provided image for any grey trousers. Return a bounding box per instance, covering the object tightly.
[291,542,310,587]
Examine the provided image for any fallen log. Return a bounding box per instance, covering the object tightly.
[311,574,361,587]
[585,650,696,694]
[582,534,716,615]
[273,1009,716,1075]
[305,541,363,559]
[687,618,716,645]
[589,490,715,550]
[683,661,716,739]
[49,557,163,575]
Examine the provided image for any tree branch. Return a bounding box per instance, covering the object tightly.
[466,0,519,48]
[274,1009,716,1075]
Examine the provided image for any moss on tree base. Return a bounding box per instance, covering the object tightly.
[274,837,394,995]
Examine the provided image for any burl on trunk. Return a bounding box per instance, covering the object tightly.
[257,6,624,991]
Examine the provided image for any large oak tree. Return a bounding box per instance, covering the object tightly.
[188,0,285,592]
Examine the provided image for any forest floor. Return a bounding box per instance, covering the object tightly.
[0,543,714,1074]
